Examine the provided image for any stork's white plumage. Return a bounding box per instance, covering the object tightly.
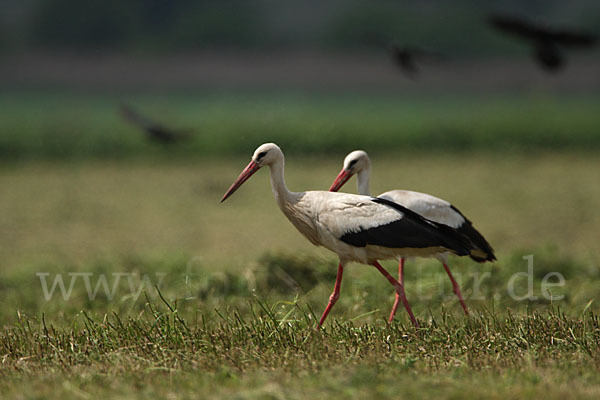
[329,150,495,321]
[221,143,474,328]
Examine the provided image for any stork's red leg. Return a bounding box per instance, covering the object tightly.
[372,261,418,327]
[388,258,405,322]
[317,263,344,329]
[442,263,469,315]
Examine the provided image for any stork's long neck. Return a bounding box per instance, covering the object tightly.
[356,166,371,196]
[268,157,294,208]
[267,153,320,246]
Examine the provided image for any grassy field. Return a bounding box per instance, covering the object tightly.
[1,91,600,398]
[1,305,599,399]
[2,91,600,159]
[1,155,600,398]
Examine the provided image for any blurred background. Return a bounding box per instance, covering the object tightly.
[0,0,599,324]
[1,0,599,158]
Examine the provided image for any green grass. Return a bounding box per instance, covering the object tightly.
[1,154,598,325]
[0,155,599,398]
[1,91,600,159]
[1,296,600,399]
[1,90,600,398]
[1,153,599,270]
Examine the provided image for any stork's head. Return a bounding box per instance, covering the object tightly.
[252,142,282,167]
[221,143,282,202]
[329,150,371,192]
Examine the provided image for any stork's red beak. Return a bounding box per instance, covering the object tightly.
[328,169,353,192]
[221,160,261,202]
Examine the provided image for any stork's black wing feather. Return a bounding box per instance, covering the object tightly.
[340,197,472,257]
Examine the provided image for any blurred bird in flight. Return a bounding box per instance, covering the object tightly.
[488,13,597,72]
[388,43,447,79]
[119,104,193,144]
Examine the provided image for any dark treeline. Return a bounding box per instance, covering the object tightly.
[0,0,598,54]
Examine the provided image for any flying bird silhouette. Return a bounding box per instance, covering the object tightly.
[388,44,447,78]
[119,104,192,144]
[488,13,597,72]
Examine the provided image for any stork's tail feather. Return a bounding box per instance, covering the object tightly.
[449,206,496,263]
[459,223,496,263]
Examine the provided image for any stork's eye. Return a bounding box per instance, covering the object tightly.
[348,159,358,169]
[256,151,267,160]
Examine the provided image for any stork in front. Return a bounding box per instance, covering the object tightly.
[221,143,479,328]
[329,150,496,322]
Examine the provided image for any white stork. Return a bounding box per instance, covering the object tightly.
[221,143,480,328]
[329,150,496,321]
